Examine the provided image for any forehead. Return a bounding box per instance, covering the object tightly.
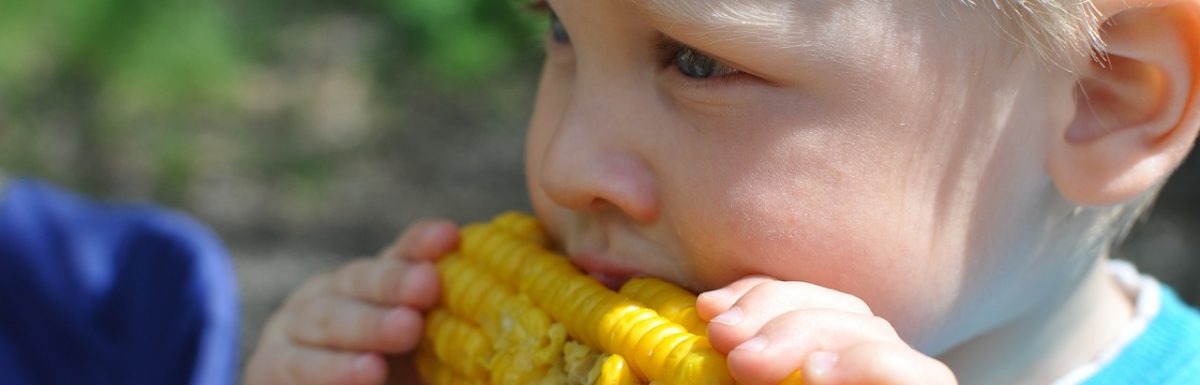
[631,0,801,28]
[629,0,845,43]
[623,0,903,46]
[620,0,999,54]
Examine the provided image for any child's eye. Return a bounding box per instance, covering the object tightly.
[673,45,740,79]
[549,11,571,44]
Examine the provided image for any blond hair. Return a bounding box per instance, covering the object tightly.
[961,0,1106,65]
[974,0,1168,252]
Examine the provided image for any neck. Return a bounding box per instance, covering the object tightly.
[941,257,1135,385]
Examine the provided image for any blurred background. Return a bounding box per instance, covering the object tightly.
[0,0,1197,373]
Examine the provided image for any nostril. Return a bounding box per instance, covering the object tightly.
[586,198,609,211]
[538,157,660,223]
[536,121,659,223]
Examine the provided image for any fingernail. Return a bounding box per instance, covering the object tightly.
[711,306,743,325]
[383,308,415,328]
[353,354,376,372]
[352,354,384,382]
[806,351,839,376]
[396,268,421,299]
[699,288,733,302]
[402,263,426,283]
[736,335,768,353]
[418,223,444,245]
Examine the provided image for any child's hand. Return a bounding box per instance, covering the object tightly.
[243,220,459,385]
[698,277,957,385]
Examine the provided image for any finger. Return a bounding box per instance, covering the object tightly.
[276,346,387,385]
[382,220,459,261]
[332,258,440,308]
[289,273,335,302]
[287,294,424,353]
[725,310,902,385]
[696,276,777,320]
[805,342,957,385]
[244,315,291,385]
[706,281,873,353]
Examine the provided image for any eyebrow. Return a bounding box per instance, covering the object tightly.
[630,0,799,39]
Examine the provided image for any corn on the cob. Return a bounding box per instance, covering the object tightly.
[417,345,487,385]
[619,278,707,336]
[418,212,735,385]
[424,308,492,379]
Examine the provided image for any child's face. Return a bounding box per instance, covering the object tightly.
[525,0,1084,353]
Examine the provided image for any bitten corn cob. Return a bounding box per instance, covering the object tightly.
[418,212,734,385]
[619,278,707,336]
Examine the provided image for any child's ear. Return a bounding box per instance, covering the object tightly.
[1048,0,1200,206]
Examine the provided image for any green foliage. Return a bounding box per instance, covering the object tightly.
[380,0,546,81]
[0,0,243,112]
[0,0,543,204]
[0,0,246,199]
[96,1,243,114]
[0,0,542,112]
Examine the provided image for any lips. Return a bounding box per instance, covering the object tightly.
[569,251,641,290]
[560,214,658,290]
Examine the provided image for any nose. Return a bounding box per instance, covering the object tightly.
[537,80,660,223]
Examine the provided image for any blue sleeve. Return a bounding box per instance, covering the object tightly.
[0,179,239,385]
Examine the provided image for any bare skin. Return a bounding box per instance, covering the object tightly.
[244,0,1200,384]
[243,220,458,385]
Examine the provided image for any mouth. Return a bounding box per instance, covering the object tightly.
[569,251,641,290]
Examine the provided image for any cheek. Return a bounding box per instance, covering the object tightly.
[661,116,969,344]
[686,174,963,342]
[687,172,929,281]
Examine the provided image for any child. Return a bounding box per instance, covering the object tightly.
[244,0,1200,384]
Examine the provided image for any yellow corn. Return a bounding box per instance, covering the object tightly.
[489,210,550,246]
[419,212,735,385]
[424,309,491,380]
[619,278,707,336]
[417,345,487,385]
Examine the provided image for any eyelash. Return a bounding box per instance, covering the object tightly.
[527,1,752,87]
[657,40,747,81]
